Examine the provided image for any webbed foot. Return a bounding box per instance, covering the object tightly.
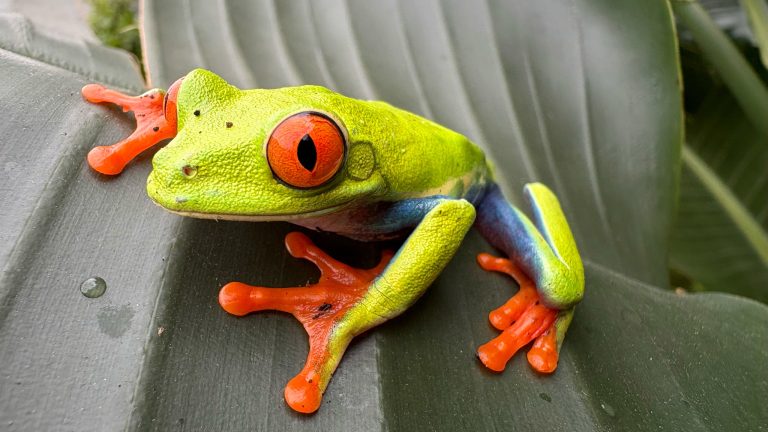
[475,253,564,374]
[218,232,392,413]
[81,79,181,174]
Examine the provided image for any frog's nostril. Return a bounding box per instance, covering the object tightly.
[181,165,198,178]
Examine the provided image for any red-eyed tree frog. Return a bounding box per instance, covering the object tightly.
[82,69,584,414]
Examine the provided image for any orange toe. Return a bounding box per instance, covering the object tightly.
[87,146,123,175]
[284,372,322,414]
[477,304,557,372]
[527,327,559,374]
[487,284,538,330]
[476,253,561,373]
[218,282,255,316]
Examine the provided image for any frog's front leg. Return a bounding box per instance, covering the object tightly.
[219,198,475,413]
[475,183,584,374]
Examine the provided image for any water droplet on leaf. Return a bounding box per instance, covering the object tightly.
[80,277,106,298]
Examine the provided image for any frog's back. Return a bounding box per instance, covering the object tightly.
[266,85,493,202]
[331,96,492,202]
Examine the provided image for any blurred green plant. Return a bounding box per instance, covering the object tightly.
[87,0,141,65]
[671,0,768,302]
[741,0,768,68]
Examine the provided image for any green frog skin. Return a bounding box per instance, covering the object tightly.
[81,69,584,414]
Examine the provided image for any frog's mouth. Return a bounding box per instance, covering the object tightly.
[147,176,359,222]
[157,202,352,222]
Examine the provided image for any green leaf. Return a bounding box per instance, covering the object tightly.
[0,1,766,431]
[133,0,763,429]
[143,0,681,287]
[671,89,768,300]
[0,11,158,432]
[673,0,768,136]
[741,0,768,68]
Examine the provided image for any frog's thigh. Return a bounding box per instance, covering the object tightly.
[475,184,584,309]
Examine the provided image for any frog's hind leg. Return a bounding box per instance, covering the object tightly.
[474,183,584,374]
[218,232,392,414]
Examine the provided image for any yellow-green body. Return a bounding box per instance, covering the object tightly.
[148,69,490,219]
[144,69,584,411]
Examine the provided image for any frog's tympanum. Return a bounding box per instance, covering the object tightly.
[82,70,584,414]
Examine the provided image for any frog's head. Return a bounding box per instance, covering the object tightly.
[145,69,386,221]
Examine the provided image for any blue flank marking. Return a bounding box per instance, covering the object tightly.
[362,196,450,235]
[344,182,489,240]
[474,184,548,286]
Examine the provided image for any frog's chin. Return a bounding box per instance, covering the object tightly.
[154,201,350,222]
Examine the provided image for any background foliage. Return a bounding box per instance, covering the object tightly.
[671,0,768,302]
[87,0,142,64]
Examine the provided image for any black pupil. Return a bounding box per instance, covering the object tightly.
[297,134,317,172]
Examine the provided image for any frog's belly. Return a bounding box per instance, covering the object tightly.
[293,182,491,242]
[292,201,412,242]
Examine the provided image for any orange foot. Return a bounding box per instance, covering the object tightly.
[81,79,181,175]
[476,253,560,374]
[218,232,392,414]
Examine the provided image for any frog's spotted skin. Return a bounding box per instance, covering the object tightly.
[147,70,490,219]
[82,69,585,414]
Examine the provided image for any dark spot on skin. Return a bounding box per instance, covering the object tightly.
[153,126,159,132]
[226,121,233,128]
[308,379,313,383]
[312,303,333,319]
[149,94,154,99]
[193,110,200,116]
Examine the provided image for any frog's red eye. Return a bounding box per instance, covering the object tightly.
[267,112,345,188]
